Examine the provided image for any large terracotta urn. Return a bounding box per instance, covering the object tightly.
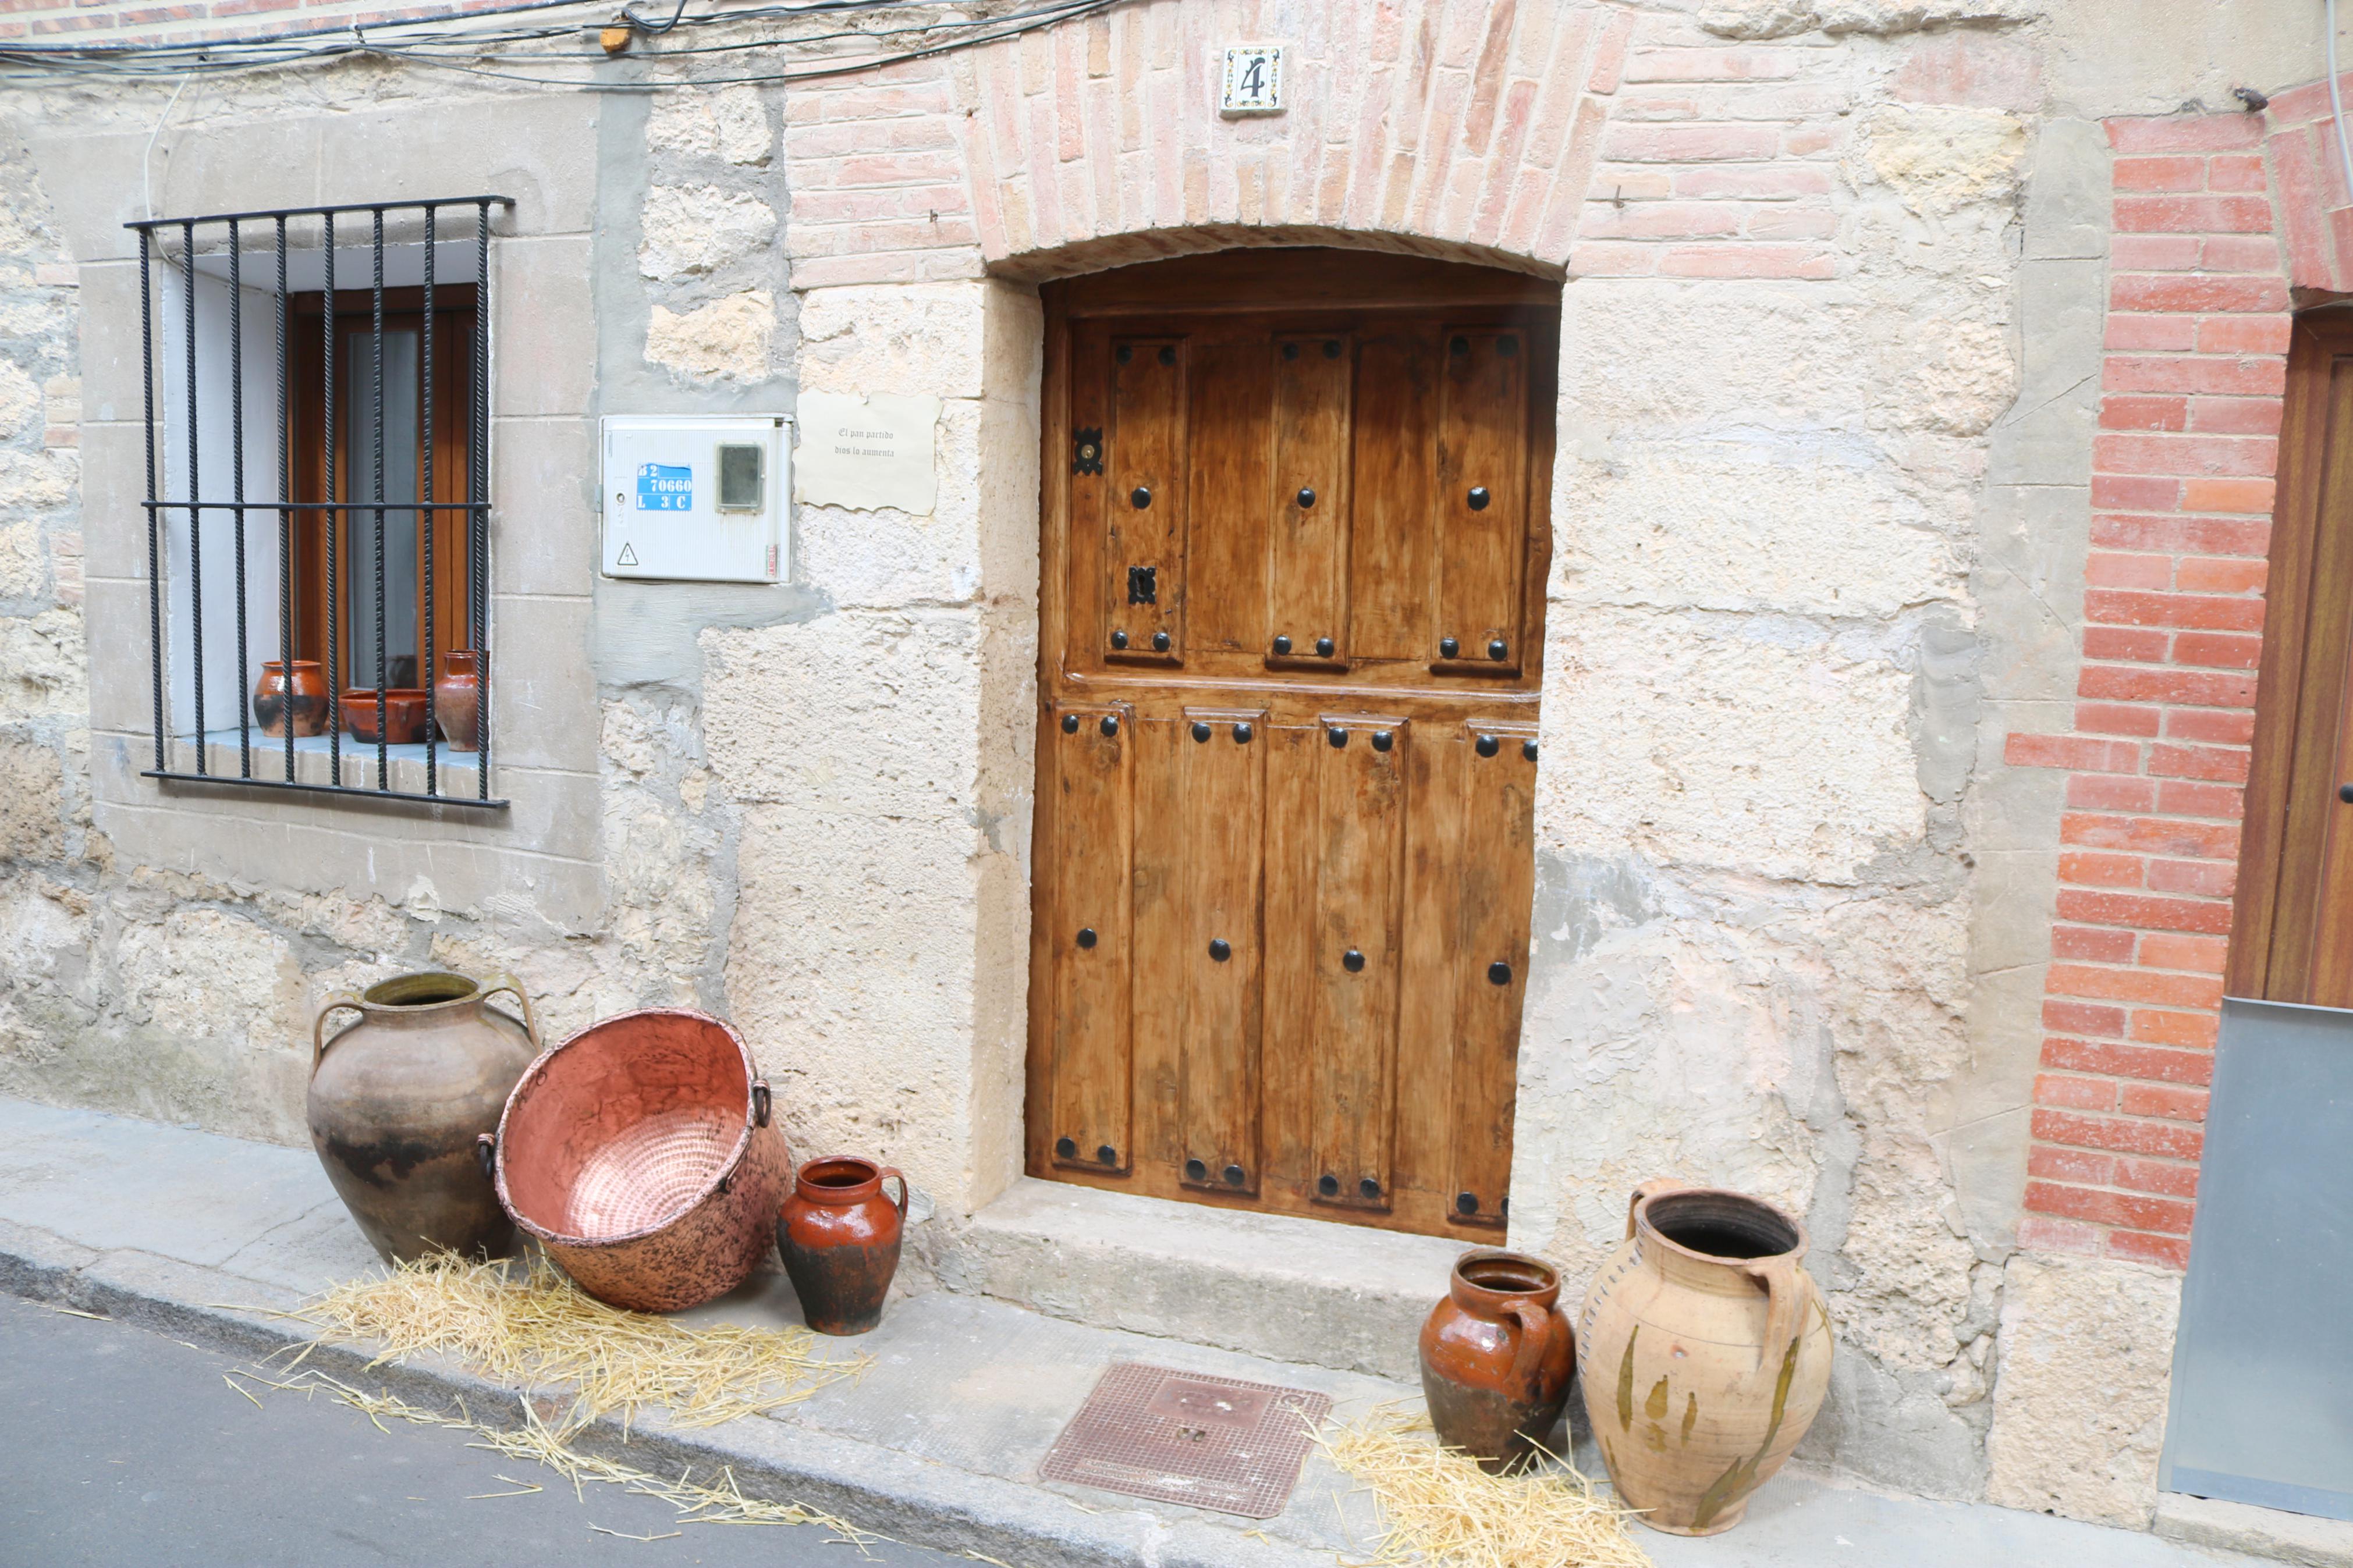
[1418,1248,1577,1473]
[1578,1181,1833,1535]
[308,972,539,1264]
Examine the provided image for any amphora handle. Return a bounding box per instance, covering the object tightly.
[477,971,541,1047]
[1623,1177,1695,1240]
[1740,1256,1805,1370]
[311,994,366,1074]
[1502,1300,1559,1400]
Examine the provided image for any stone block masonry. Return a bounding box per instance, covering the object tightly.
[2006,111,2290,1273]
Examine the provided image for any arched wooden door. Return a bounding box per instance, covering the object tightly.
[1025,249,1557,1238]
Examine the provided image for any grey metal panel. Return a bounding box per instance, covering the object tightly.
[2159,997,2353,1521]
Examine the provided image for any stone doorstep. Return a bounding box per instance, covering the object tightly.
[2157,1495,2353,1568]
[933,1175,1471,1385]
[0,1220,1370,1568]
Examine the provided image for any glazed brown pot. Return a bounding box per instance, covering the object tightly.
[1578,1181,1834,1536]
[779,1155,907,1335]
[308,971,539,1264]
[253,659,329,738]
[485,1009,788,1314]
[343,687,430,745]
[434,650,482,752]
[1418,1248,1577,1473]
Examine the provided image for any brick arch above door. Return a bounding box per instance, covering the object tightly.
[779,0,1633,290]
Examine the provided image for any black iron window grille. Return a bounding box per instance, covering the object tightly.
[129,196,513,809]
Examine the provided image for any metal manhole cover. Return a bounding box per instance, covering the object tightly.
[1038,1363,1332,1519]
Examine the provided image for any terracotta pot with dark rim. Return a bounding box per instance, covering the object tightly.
[434,650,482,751]
[1418,1247,1577,1473]
[1578,1181,1834,1536]
[308,971,539,1264]
[254,659,329,738]
[778,1156,908,1335]
[343,687,430,745]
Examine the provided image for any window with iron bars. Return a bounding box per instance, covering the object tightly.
[132,196,512,809]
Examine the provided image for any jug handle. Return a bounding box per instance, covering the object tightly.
[876,1165,910,1221]
[1741,1257,1805,1371]
[311,994,365,1074]
[1624,1178,1694,1240]
[1504,1300,1557,1398]
[478,972,542,1047]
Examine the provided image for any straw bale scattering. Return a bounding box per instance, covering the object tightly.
[292,1251,864,1431]
[1318,1407,1652,1568]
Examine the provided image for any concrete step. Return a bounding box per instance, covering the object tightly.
[934,1176,1474,1384]
[2157,1494,2353,1567]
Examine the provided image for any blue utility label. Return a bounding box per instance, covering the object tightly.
[636,462,693,512]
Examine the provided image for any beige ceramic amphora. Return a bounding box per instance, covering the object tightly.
[1577,1180,1833,1535]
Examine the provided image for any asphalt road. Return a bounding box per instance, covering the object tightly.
[0,1291,952,1567]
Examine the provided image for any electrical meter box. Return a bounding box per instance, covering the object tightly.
[599,415,789,583]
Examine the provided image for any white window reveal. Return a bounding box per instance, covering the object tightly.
[599,415,789,582]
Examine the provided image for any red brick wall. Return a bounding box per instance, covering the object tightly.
[2007,111,2292,1271]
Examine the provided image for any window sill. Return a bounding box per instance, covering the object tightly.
[150,728,501,808]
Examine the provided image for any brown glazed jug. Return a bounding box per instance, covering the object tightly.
[778,1156,907,1335]
[308,972,538,1264]
[1418,1248,1577,1473]
[1578,1181,1834,1535]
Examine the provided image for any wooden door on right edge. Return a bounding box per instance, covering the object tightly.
[2233,314,2353,1004]
[1025,249,1557,1240]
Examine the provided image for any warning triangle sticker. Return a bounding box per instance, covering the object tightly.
[617,542,639,567]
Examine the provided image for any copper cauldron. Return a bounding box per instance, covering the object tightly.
[481,1008,788,1314]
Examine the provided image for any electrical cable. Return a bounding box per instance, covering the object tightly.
[2329,0,2353,227]
[0,0,1017,60]
[1,0,1124,91]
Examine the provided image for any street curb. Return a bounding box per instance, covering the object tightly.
[0,1221,1338,1568]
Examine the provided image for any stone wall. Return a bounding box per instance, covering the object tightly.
[4,0,2350,1533]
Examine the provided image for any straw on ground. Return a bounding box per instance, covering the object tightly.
[1316,1407,1652,1568]
[290,1251,864,1432]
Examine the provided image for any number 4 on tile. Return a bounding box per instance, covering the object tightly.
[1221,46,1283,115]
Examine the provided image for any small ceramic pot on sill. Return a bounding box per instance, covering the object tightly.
[434,650,483,751]
[343,687,430,745]
[778,1155,908,1335]
[253,660,329,738]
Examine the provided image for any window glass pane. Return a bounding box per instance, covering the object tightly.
[343,329,422,688]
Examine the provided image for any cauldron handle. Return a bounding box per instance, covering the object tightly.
[751,1079,772,1128]
[311,994,366,1075]
[475,1132,498,1185]
[478,972,541,1047]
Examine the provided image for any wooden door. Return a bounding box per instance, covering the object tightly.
[1026,250,1557,1238]
[2233,314,2353,1005]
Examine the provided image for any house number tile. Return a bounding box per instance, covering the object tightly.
[1221,45,1284,115]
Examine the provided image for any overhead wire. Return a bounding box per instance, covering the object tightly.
[0,0,1092,81]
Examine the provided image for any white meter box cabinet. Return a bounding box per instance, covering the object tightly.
[601,415,790,582]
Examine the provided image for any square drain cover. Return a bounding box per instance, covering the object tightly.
[1039,1363,1331,1519]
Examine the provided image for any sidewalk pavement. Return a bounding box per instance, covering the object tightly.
[0,1096,2277,1568]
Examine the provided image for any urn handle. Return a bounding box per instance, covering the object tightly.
[751,1079,772,1128]
[475,1131,498,1185]
[1503,1299,1559,1400]
[877,1165,909,1221]
[1741,1256,1806,1371]
[310,994,367,1074]
[1623,1177,1694,1240]
[477,972,542,1047]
